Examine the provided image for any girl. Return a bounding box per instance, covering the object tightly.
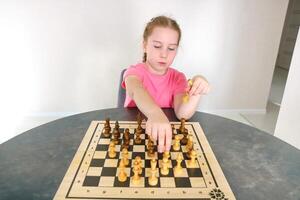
[122,15,210,153]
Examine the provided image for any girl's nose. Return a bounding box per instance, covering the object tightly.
[160,49,168,58]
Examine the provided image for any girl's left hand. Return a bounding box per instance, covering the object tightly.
[187,75,210,96]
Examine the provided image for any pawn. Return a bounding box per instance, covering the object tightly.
[173,135,180,151]
[121,148,129,166]
[174,153,183,176]
[187,150,197,168]
[113,128,120,144]
[108,141,116,158]
[103,118,111,137]
[135,156,142,174]
[135,131,142,144]
[160,157,169,175]
[118,160,127,182]
[148,158,158,186]
[132,162,141,185]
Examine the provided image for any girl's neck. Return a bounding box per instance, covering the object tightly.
[144,61,168,76]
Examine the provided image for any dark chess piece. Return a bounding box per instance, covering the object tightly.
[115,121,120,130]
[113,128,120,144]
[122,128,130,150]
[103,118,111,137]
[179,118,186,134]
[171,124,176,139]
[135,130,142,144]
[180,128,188,145]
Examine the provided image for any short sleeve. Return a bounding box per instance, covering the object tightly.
[173,72,187,95]
[121,66,144,89]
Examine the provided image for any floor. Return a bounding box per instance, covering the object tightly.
[5,67,288,144]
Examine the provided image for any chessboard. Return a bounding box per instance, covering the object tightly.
[54,117,235,200]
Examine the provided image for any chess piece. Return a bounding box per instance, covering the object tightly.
[187,150,197,168]
[174,153,183,176]
[132,161,141,185]
[186,135,194,159]
[103,118,111,137]
[137,112,142,126]
[171,124,176,139]
[118,160,127,182]
[179,118,186,134]
[115,120,120,130]
[134,129,142,144]
[182,79,193,103]
[121,148,129,166]
[108,141,116,158]
[148,158,158,186]
[160,156,169,175]
[135,156,142,174]
[180,128,188,145]
[113,128,120,144]
[173,135,180,151]
[122,128,130,150]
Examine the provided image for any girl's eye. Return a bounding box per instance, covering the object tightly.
[168,48,176,51]
[154,45,161,49]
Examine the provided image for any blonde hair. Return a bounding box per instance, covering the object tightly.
[143,15,181,62]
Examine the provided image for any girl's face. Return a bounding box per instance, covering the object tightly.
[143,27,179,75]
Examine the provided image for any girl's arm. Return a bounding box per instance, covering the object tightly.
[173,75,210,120]
[125,75,172,152]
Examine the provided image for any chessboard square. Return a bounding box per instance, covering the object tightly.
[101,167,117,176]
[145,168,159,177]
[187,168,203,177]
[173,168,188,177]
[119,151,133,159]
[189,177,206,188]
[113,176,130,187]
[145,177,160,187]
[185,160,199,168]
[87,167,102,176]
[170,152,184,160]
[160,177,176,188]
[98,176,115,187]
[116,167,131,177]
[105,152,120,159]
[129,177,145,187]
[90,159,105,167]
[119,128,124,133]
[115,145,121,152]
[132,152,145,160]
[96,144,109,151]
[158,160,172,169]
[145,152,158,160]
[93,151,107,159]
[174,177,192,187]
[104,159,119,167]
[159,167,174,177]
[133,145,145,152]
[98,138,111,144]
[83,176,100,186]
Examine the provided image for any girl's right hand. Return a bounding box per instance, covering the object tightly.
[145,111,172,153]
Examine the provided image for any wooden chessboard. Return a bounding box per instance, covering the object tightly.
[54,120,235,200]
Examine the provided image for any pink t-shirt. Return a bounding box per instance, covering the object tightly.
[121,63,187,108]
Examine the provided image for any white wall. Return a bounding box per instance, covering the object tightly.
[0,0,288,142]
[274,28,300,150]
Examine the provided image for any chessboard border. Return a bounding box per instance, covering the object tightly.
[54,121,235,200]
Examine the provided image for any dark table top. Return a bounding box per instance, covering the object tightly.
[0,108,299,200]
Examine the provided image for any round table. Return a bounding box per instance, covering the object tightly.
[0,108,299,200]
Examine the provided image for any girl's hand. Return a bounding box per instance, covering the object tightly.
[187,75,210,96]
[145,112,172,153]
